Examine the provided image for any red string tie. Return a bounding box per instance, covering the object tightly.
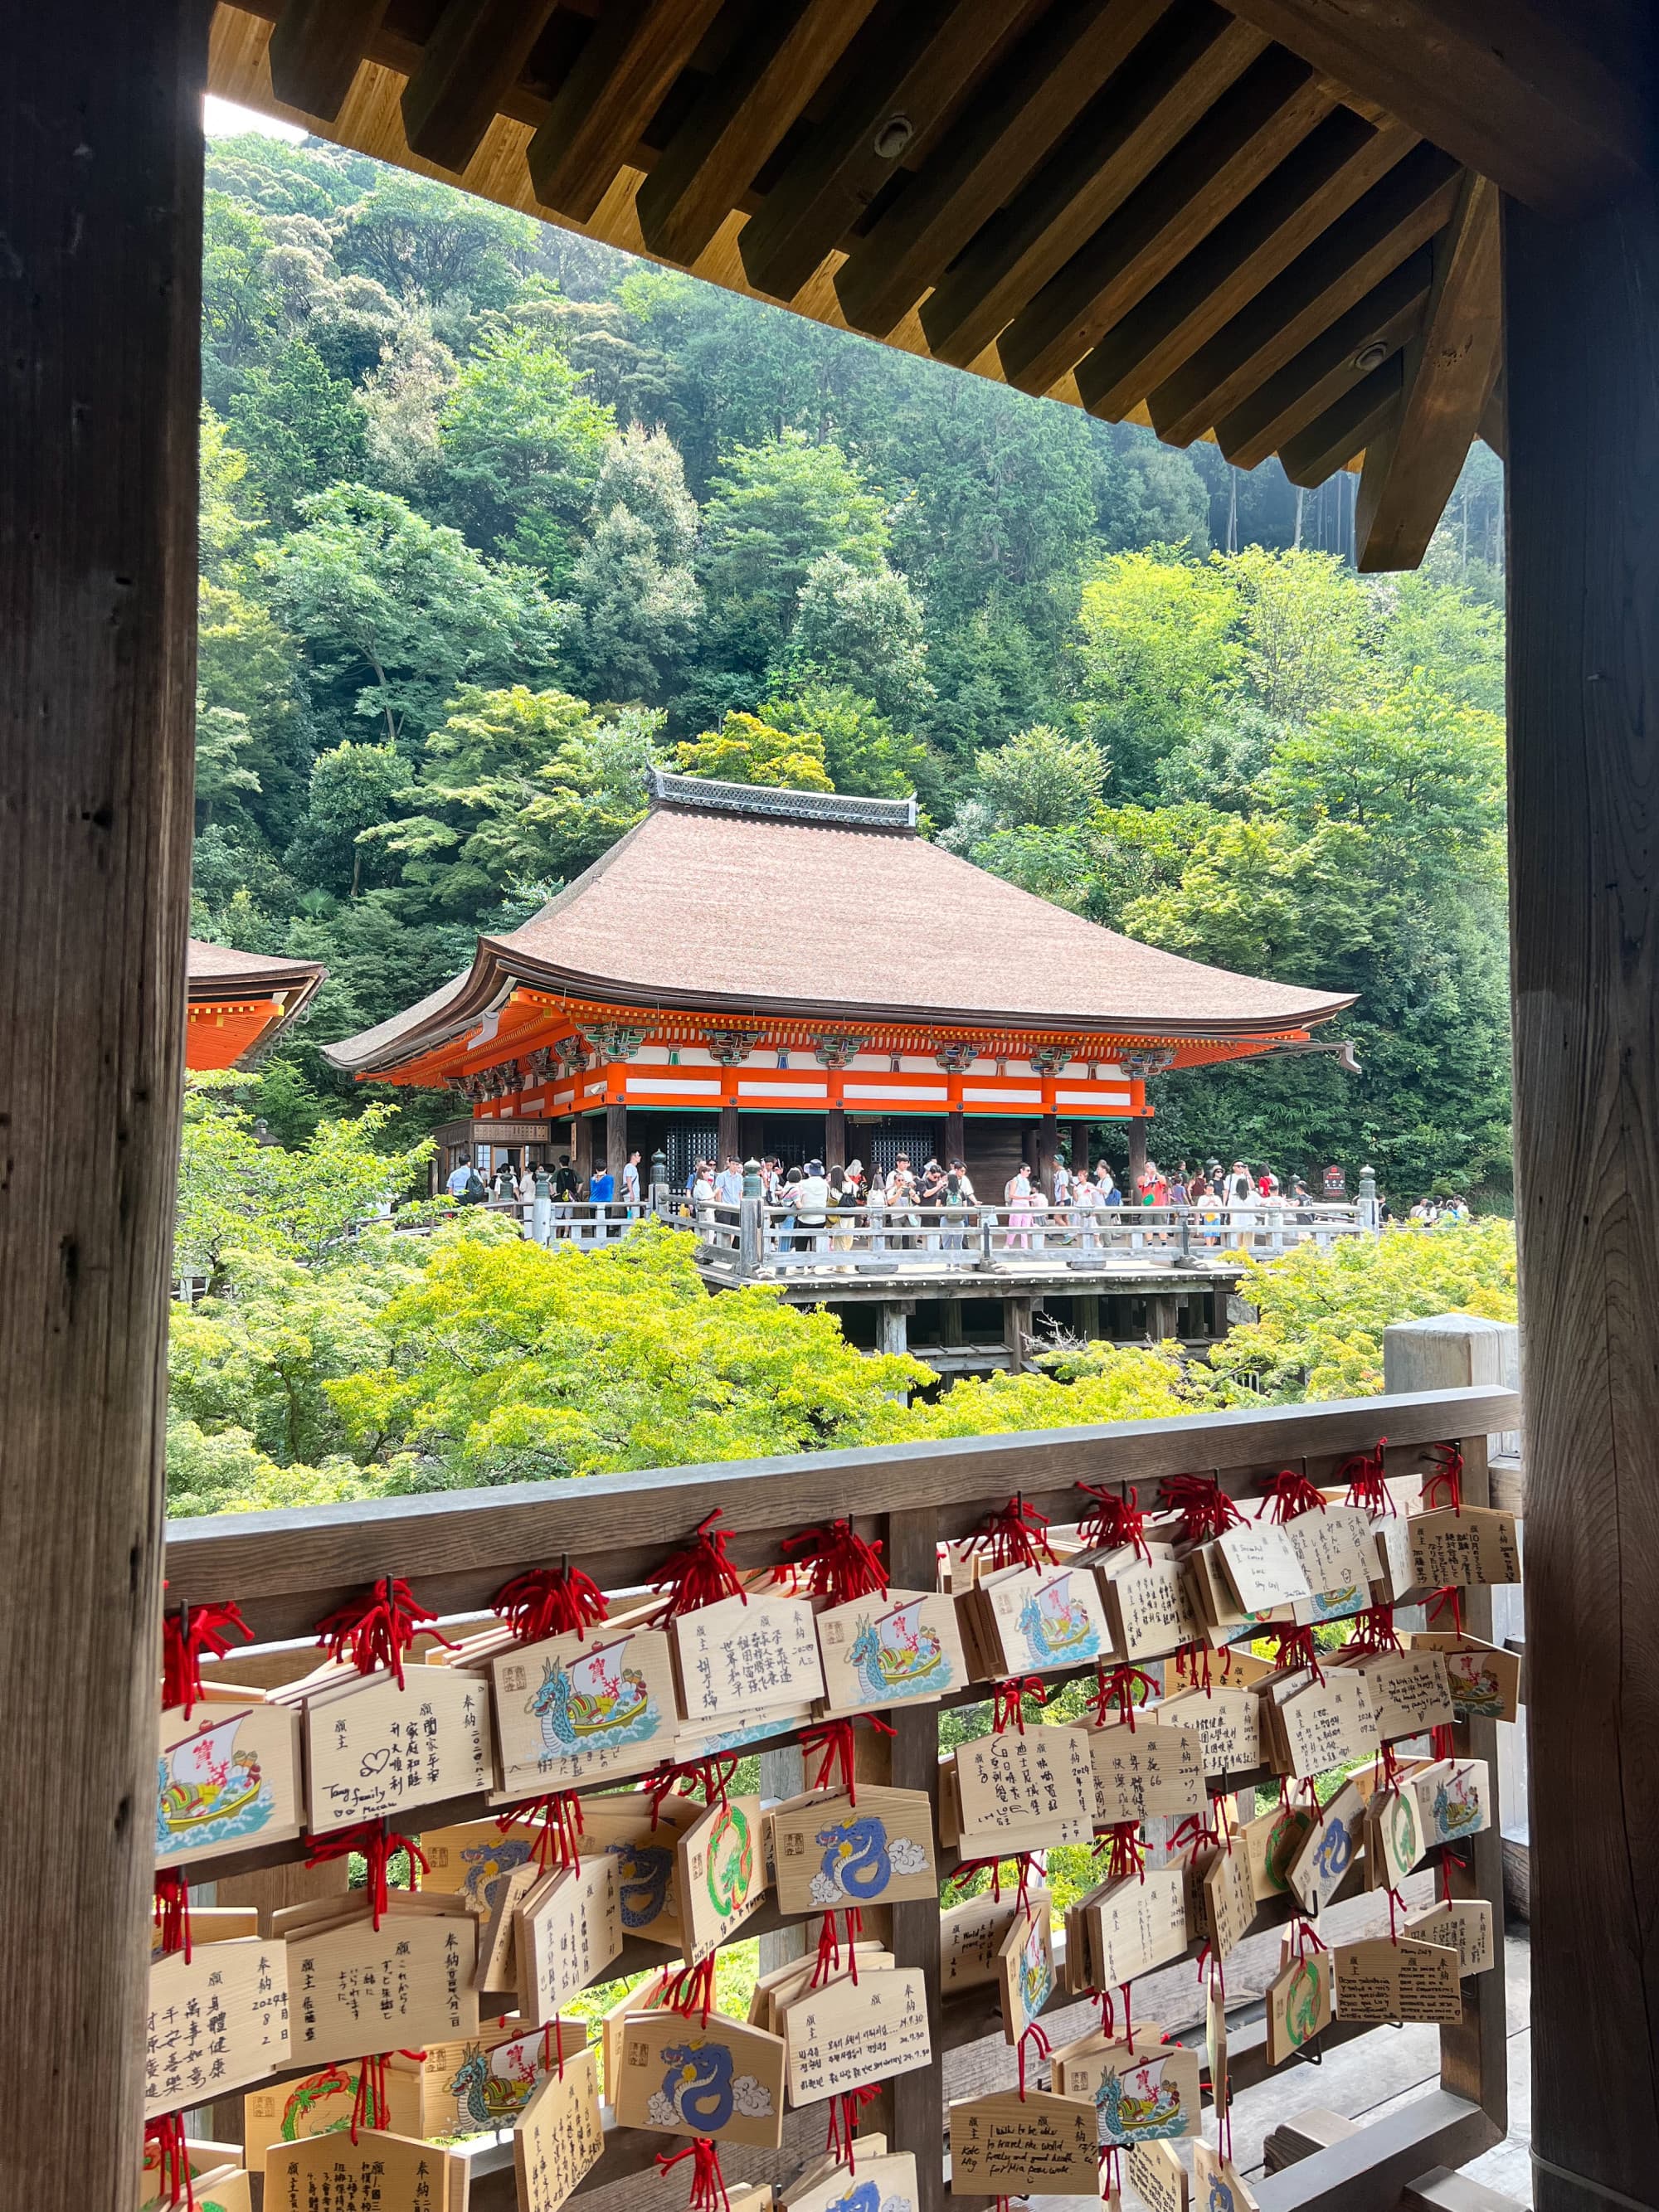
[1093,1822,1146,1884]
[153,1870,192,1963]
[1016,2018,1052,2098]
[778,1519,887,1606]
[1100,2144,1123,2199]
[1423,1442,1464,1514]
[825,2083,883,2169]
[1158,1474,1244,1544]
[640,1759,695,1827]
[1092,1660,1160,1731]
[1268,1622,1324,1683]
[651,1510,747,1622]
[660,1955,718,2022]
[656,2138,731,2212]
[688,1754,739,1811]
[1349,1602,1400,1654]
[799,1714,895,1805]
[991,1676,1046,1734]
[950,1854,1037,1911]
[504,1791,586,1873]
[161,1599,252,1719]
[495,1562,607,1646]
[1258,1468,1326,1523]
[812,1906,867,1987]
[966,1493,1057,1572]
[315,1576,453,1689]
[144,2112,194,2212]
[1175,1641,1215,1694]
[1339,1437,1393,1517]
[305,1821,427,1931]
[1077,1483,1151,1564]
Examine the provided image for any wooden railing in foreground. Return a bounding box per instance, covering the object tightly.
[164,1383,1518,2212]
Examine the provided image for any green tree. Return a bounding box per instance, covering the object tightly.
[285,739,406,898]
[334,171,537,309]
[229,339,368,525]
[975,723,1107,830]
[259,484,569,751]
[197,576,310,848]
[1228,545,1368,723]
[201,191,281,391]
[364,686,655,919]
[570,425,702,702]
[193,702,263,832]
[674,709,833,791]
[358,308,460,494]
[759,685,932,800]
[437,323,614,583]
[775,551,929,718]
[1073,552,1243,796]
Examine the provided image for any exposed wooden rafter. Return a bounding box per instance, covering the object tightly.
[526,0,726,222]
[265,0,390,120]
[1354,170,1501,569]
[401,0,557,174]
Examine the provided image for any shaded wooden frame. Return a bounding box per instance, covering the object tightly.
[168,1382,1515,2212]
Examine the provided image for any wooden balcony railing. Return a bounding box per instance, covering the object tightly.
[163,1381,1518,2212]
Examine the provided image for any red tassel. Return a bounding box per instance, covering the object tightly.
[1077,1483,1151,1563]
[1423,1441,1464,1513]
[991,1675,1046,1733]
[153,1870,192,1963]
[495,1562,607,1645]
[144,2112,194,2212]
[1258,1468,1326,1523]
[800,1714,894,1805]
[1157,1475,1244,1543]
[1349,1603,1399,1653]
[1091,1660,1159,1731]
[651,1510,746,1621]
[1174,1641,1214,1694]
[1092,1821,1146,1883]
[656,2138,731,2212]
[161,1599,251,1719]
[950,1853,1037,1911]
[306,1821,427,1931]
[659,1956,718,2022]
[1100,2145,1122,2199]
[1267,1623,1323,1680]
[640,1759,697,1827]
[779,1519,887,1606]
[825,2083,882,2169]
[504,1791,585,1872]
[811,1905,866,1988]
[314,1576,453,1689]
[965,1493,1056,1572]
[1339,1437,1393,1516]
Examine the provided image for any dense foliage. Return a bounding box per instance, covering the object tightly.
[193,127,1509,1198]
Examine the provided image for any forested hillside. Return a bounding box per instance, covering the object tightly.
[196,129,1509,1202]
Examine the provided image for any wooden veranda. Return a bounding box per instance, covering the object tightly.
[1,6,1653,2212]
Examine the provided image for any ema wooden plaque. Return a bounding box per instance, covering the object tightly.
[614,2010,786,2148]
[1085,1717,1205,1820]
[419,1816,543,1918]
[280,1896,478,2067]
[678,1792,771,1962]
[1408,1506,1520,1587]
[577,1788,699,1948]
[1130,2140,1190,2212]
[941,1892,1024,1994]
[154,1694,303,1871]
[783,1966,933,2106]
[514,1854,623,2027]
[243,2057,422,2167]
[673,1592,826,1724]
[265,2131,469,2212]
[995,1905,1055,2045]
[1404,1898,1496,1976]
[302,1666,492,1829]
[422,2021,583,2138]
[491,1625,678,1795]
[513,2044,605,2212]
[146,1937,289,2118]
[954,1724,1096,1851]
[771,1785,936,1914]
[815,1587,965,1713]
[948,2088,1101,2197]
[1157,1687,1261,1776]
[1265,1947,1332,2067]
[1334,1937,1462,2023]
[1192,2140,1259,2212]
[787,2153,918,2212]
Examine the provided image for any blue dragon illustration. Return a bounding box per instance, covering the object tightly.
[816,1816,893,1900]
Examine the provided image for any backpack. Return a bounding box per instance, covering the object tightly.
[463,1169,487,1203]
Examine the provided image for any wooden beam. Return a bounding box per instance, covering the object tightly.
[1278,353,1400,484]
[1146,139,1457,444]
[1505,176,1659,2212]
[1355,171,1501,571]
[2,5,203,2208]
[526,0,724,223]
[737,0,1031,304]
[918,1,1267,370]
[1219,0,1655,219]
[634,0,879,269]
[1478,367,1506,461]
[1077,109,1413,421]
[834,0,1170,338]
[401,0,557,174]
[1216,246,1430,467]
[995,46,1331,396]
[265,0,391,121]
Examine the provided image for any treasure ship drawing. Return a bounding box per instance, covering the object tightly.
[448,2037,540,2129]
[1430,1767,1482,1840]
[1445,1650,1505,1718]
[849,1597,949,1703]
[155,1709,272,1852]
[1017,1572,1100,1665]
[1017,1913,1053,2025]
[1094,2053,1186,2146]
[528,1635,658,1760]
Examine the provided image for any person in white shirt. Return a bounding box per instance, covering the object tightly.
[622,1149,642,1216]
[794,1159,830,1253]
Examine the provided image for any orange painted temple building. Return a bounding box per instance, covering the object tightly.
[330,772,1353,1192]
[185,939,327,1071]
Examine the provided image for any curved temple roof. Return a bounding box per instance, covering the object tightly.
[326,778,1351,1077]
[187,938,328,1070]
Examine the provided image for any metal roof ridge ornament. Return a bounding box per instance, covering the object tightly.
[1121,1047,1179,1080]
[811,1033,867,1069]
[643,764,917,835]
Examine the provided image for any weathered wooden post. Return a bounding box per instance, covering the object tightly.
[0,6,207,2207]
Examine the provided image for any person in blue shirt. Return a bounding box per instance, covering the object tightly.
[589,1163,615,1240]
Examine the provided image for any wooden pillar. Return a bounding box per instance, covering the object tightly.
[718,1101,740,1164]
[605,1099,627,1184]
[1036,1111,1058,1197]
[572,1111,594,1188]
[1506,182,1659,2212]
[945,1106,966,1168]
[1076,1292,1101,1342]
[1126,1117,1149,1185]
[1003,1297,1034,1373]
[877,1301,911,1357]
[1069,1118,1089,1170]
[825,1105,846,1173]
[0,6,205,2205]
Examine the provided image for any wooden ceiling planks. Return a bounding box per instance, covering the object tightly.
[211,0,1598,565]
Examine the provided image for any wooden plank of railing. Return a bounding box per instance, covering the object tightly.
[163,1384,1520,1640]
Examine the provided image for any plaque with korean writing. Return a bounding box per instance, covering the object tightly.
[674,1592,825,1723]
[154,1693,303,1871]
[265,2130,468,2212]
[783,1966,933,2106]
[515,1854,623,2028]
[1334,1936,1462,2023]
[954,1725,1097,1851]
[816,1587,965,1713]
[1085,1718,1205,1821]
[772,1785,937,1914]
[303,1667,492,1829]
[513,2044,604,2212]
[281,1898,478,2066]
[492,1626,677,1795]
[615,2010,786,2147]
[1408,1506,1521,1588]
[948,2088,1101,2197]
[678,1793,771,1962]
[146,1937,289,2118]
